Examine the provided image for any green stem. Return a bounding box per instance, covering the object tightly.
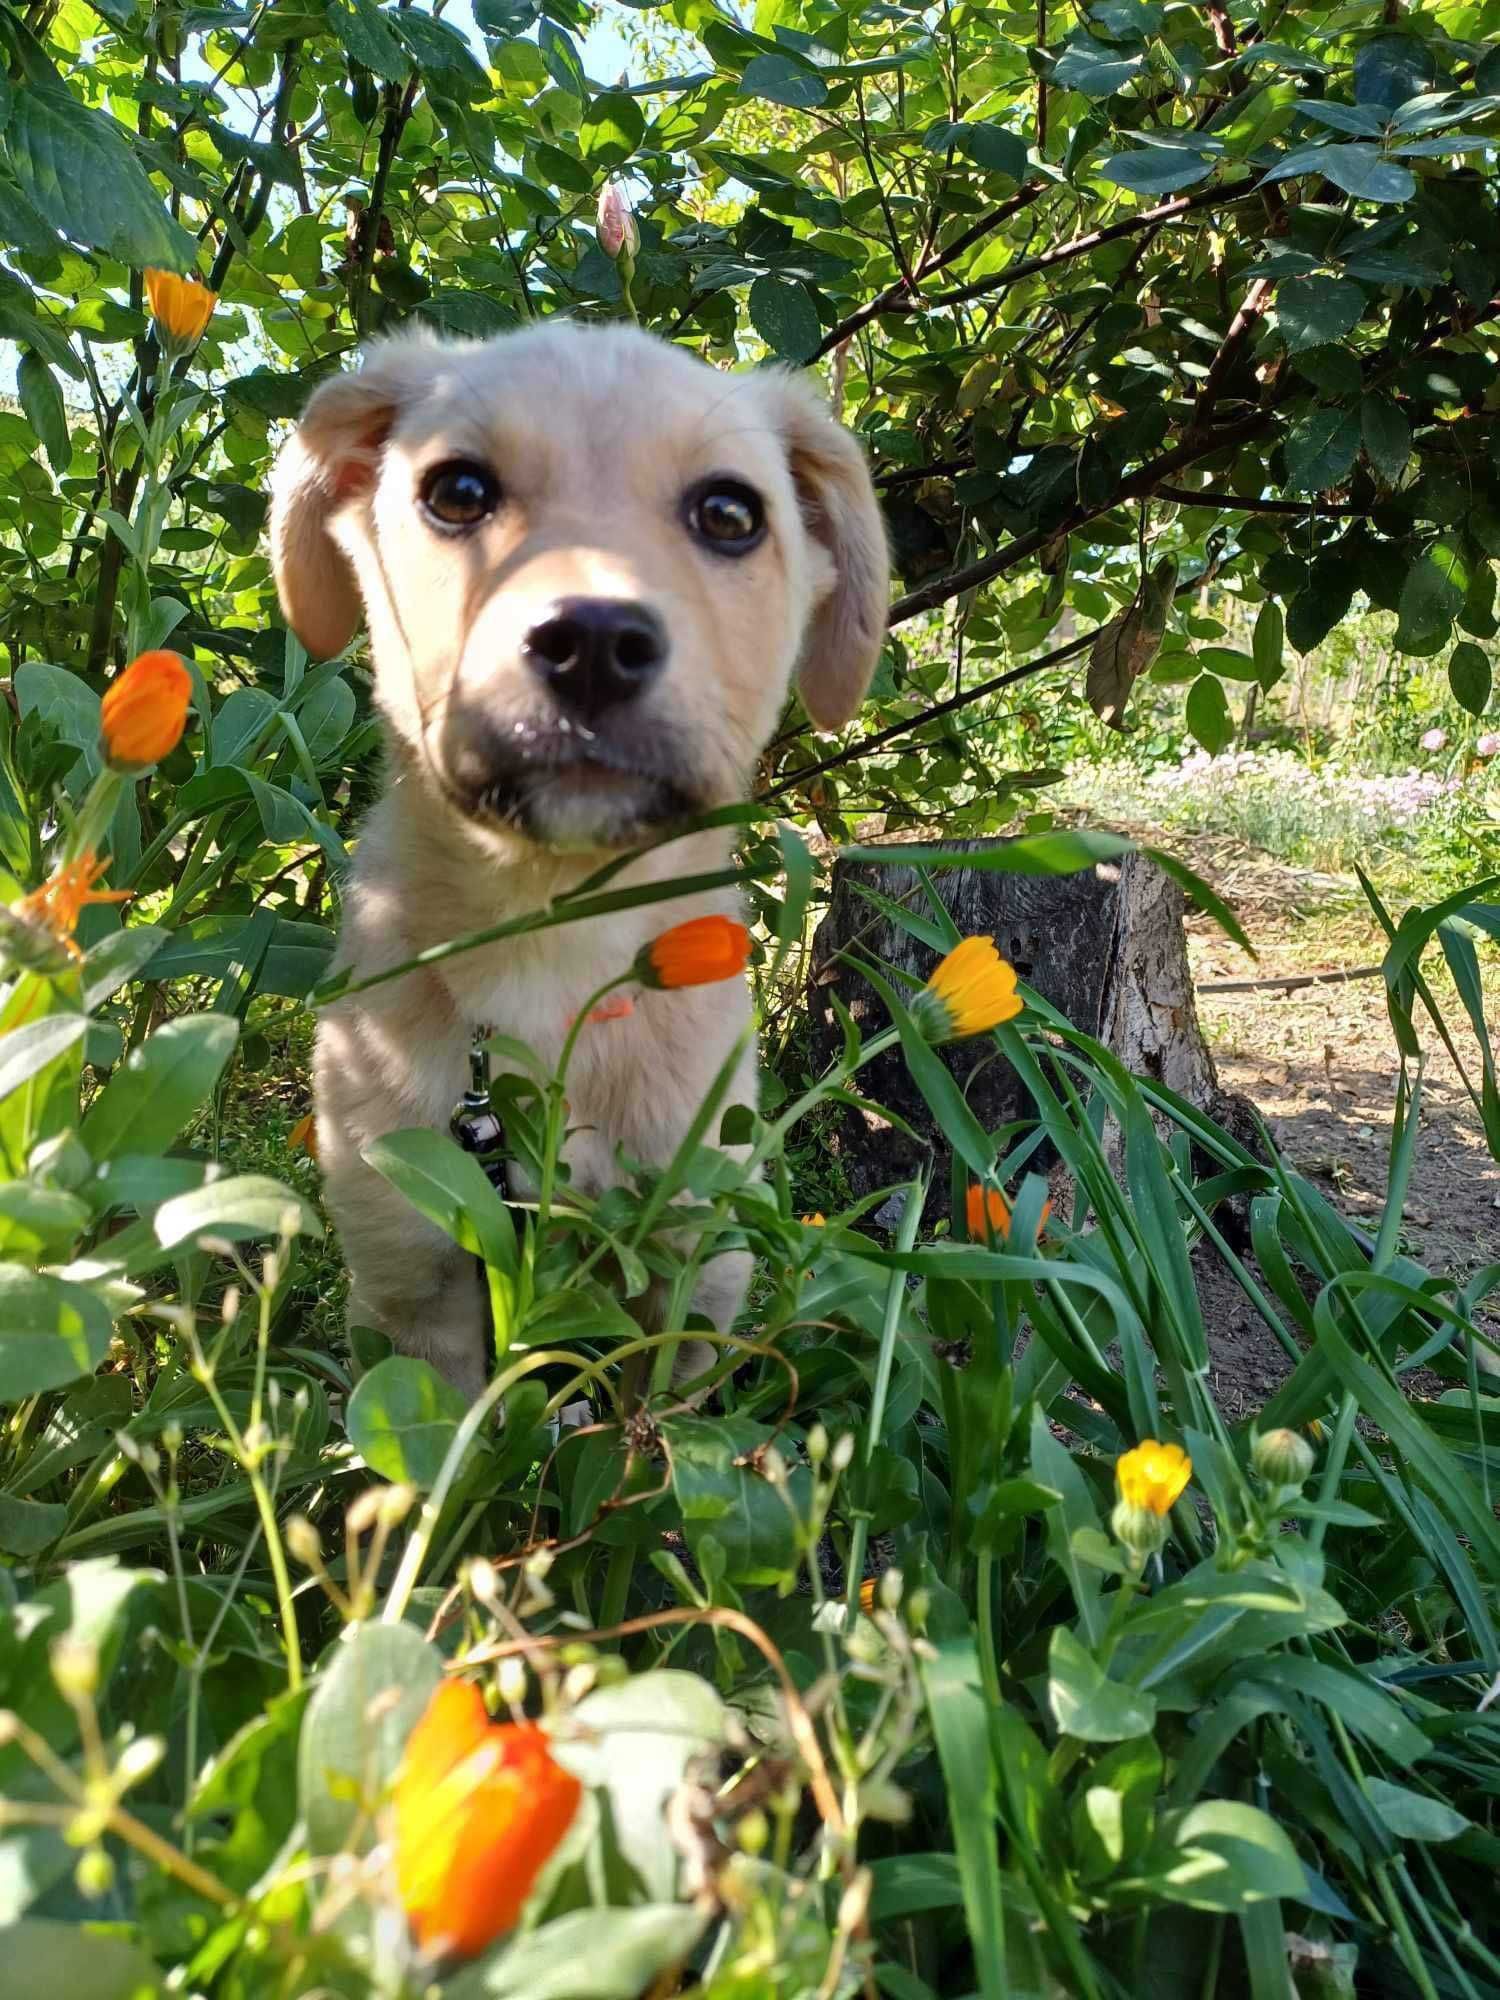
[598,1542,636,1632]
[976,1547,1001,1707]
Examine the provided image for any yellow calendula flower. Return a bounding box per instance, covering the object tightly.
[100,650,192,770]
[914,936,1022,1043]
[1116,1439,1191,1516]
[144,267,217,346]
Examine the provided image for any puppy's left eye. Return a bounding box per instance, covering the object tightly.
[419,459,502,532]
[684,479,766,556]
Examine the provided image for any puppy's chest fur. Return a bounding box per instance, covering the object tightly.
[325,875,751,1201]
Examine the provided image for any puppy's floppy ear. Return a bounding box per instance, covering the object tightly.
[766,372,890,730]
[269,342,427,659]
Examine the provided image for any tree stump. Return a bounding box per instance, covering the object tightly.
[806,843,1233,1203]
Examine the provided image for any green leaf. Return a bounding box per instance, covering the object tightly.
[153,1174,320,1249]
[327,0,411,80]
[82,1014,239,1163]
[1265,141,1414,203]
[1361,1778,1467,1843]
[347,1355,473,1489]
[1048,1623,1157,1742]
[1275,276,1364,355]
[1186,675,1234,754]
[7,83,196,269]
[450,1907,707,2000]
[298,1621,442,1855]
[918,1647,1006,2000]
[551,1672,722,1900]
[0,1490,66,1556]
[391,10,488,95]
[538,19,587,98]
[579,91,646,167]
[748,275,821,361]
[1362,393,1411,485]
[0,1267,112,1402]
[1449,640,1492,716]
[363,1127,518,1278]
[1395,543,1468,657]
[1252,599,1284,686]
[16,352,69,474]
[927,121,1027,179]
[0,1919,163,1999]
[1282,407,1360,493]
[1098,147,1214,194]
[0,1012,87,1105]
[663,1413,808,1585]
[738,52,827,108]
[1140,1800,1305,1912]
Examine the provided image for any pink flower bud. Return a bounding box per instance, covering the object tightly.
[597,183,639,262]
[1476,732,1500,759]
[1419,727,1448,753]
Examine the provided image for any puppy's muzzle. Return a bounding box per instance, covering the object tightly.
[522,597,668,721]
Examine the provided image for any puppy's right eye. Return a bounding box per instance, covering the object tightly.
[419,460,502,532]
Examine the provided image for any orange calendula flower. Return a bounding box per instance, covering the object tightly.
[9,850,130,961]
[858,1576,877,1614]
[290,1112,318,1160]
[915,936,1022,1043]
[1116,1440,1192,1517]
[802,1212,826,1227]
[144,267,217,345]
[100,650,191,770]
[395,1679,581,1961]
[636,914,751,990]
[964,1184,1053,1243]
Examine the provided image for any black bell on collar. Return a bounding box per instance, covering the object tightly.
[450,1029,510,1196]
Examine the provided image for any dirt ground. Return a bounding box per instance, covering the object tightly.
[1171,834,1499,1416]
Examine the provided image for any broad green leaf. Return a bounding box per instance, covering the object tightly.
[16,352,69,474]
[0,1012,86,1104]
[362,1127,518,1278]
[347,1355,473,1489]
[1362,1778,1467,1843]
[748,275,821,361]
[1449,641,1492,716]
[450,1907,707,2000]
[1139,1800,1304,1912]
[0,1267,113,1402]
[82,1014,239,1163]
[738,52,827,107]
[1265,141,1414,202]
[153,1174,319,1248]
[663,1413,808,1585]
[298,1621,442,1855]
[1274,276,1363,354]
[1282,407,1360,493]
[1395,543,1468,657]
[1252,599,1284,686]
[1098,147,1213,194]
[1185,674,1234,754]
[552,1672,723,1900]
[0,1919,162,1998]
[8,83,196,268]
[579,91,646,167]
[1361,393,1411,484]
[1048,1623,1157,1742]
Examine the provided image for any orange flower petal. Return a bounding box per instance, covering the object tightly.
[100,650,191,769]
[638,914,751,990]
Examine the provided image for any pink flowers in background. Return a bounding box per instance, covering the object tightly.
[597,182,639,262]
[1476,733,1500,759]
[1419,727,1449,753]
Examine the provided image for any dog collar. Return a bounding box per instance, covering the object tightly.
[449,1026,511,1200]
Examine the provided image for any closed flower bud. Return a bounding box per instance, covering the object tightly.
[596,182,639,262]
[1112,1497,1168,1557]
[100,650,191,771]
[636,914,750,990]
[1252,1426,1316,1490]
[75,1848,115,1899]
[144,266,217,345]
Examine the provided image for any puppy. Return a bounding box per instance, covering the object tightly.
[269,323,888,1397]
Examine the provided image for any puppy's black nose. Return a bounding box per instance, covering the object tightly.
[522,598,667,718]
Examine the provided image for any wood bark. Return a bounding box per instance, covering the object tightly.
[806,842,1237,1202]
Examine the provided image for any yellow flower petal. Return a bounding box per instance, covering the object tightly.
[1116,1439,1191,1516]
[919,935,1022,1041]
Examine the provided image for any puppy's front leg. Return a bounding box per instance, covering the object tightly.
[315,1015,490,1401]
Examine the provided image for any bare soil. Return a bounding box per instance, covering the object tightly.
[1172,835,1500,1418]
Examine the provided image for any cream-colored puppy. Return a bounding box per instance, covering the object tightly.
[270,322,888,1397]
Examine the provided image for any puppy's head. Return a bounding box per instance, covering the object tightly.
[270,324,888,850]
